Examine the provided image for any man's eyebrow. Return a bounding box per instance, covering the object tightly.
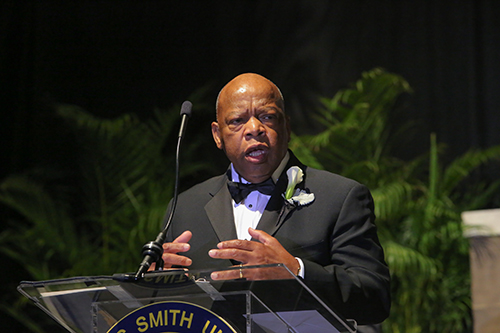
[223,104,281,117]
[261,106,280,111]
[225,110,247,117]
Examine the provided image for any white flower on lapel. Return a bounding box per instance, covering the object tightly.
[285,166,303,199]
[284,166,315,207]
[287,189,315,206]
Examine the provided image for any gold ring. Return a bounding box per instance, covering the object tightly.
[239,264,243,279]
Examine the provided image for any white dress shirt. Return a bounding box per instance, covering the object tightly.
[229,152,305,278]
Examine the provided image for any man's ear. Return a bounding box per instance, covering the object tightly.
[211,121,223,150]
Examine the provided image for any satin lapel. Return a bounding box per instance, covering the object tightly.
[255,168,294,236]
[204,180,238,242]
[254,189,285,237]
[255,151,308,237]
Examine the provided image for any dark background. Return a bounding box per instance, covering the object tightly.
[2,1,500,179]
[1,1,500,331]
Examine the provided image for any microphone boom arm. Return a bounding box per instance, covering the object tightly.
[133,101,192,279]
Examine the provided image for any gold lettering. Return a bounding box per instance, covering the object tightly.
[149,311,163,328]
[117,330,126,333]
[170,309,180,325]
[136,316,148,332]
[164,309,169,326]
[180,311,193,328]
[135,307,196,332]
[202,320,210,333]
[202,320,222,333]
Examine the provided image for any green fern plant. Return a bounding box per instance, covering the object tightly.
[291,68,500,332]
[0,101,212,332]
[385,134,500,333]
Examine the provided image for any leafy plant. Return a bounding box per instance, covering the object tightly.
[0,100,213,331]
[291,68,500,332]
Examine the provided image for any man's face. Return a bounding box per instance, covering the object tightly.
[212,75,290,183]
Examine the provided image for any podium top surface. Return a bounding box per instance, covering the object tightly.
[19,264,356,333]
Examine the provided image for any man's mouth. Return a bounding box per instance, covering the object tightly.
[247,149,265,157]
[245,146,268,161]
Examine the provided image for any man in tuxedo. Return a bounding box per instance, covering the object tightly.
[159,73,390,326]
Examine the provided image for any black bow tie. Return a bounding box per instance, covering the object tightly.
[227,178,275,203]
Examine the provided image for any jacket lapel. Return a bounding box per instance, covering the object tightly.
[256,151,308,237]
[204,176,238,242]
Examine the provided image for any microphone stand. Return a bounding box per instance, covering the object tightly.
[114,101,192,282]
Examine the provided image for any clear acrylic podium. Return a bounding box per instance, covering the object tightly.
[18,264,357,333]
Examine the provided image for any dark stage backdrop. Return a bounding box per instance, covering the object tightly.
[2,1,500,178]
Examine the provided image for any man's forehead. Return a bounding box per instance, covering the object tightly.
[222,83,279,103]
[220,94,281,113]
[226,80,274,95]
[216,73,284,118]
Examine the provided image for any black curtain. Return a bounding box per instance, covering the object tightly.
[2,1,500,179]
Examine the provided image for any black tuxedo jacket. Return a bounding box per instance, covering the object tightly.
[164,151,390,324]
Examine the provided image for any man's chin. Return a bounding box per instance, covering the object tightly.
[233,160,278,182]
[242,172,274,184]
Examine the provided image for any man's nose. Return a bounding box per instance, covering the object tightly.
[245,116,265,137]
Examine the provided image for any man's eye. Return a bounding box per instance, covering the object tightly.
[260,114,277,121]
[229,118,244,125]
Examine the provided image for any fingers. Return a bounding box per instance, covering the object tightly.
[208,228,272,264]
[211,264,245,281]
[162,252,192,267]
[161,230,193,268]
[174,230,192,243]
[216,238,256,251]
[211,265,296,281]
[163,230,192,253]
[148,262,156,271]
[214,228,271,251]
[209,228,299,274]
[248,227,274,245]
[208,237,258,263]
[162,242,190,253]
[208,245,248,263]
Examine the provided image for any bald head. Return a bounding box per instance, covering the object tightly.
[216,73,284,120]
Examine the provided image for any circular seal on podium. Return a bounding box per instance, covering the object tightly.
[107,301,237,333]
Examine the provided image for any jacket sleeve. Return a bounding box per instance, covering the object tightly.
[301,183,391,325]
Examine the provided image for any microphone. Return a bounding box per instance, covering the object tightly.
[178,101,192,137]
[132,101,193,280]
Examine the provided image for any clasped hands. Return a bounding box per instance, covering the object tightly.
[151,228,299,281]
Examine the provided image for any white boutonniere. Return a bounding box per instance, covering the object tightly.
[283,166,315,207]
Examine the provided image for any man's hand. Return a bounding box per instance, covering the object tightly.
[149,230,193,271]
[208,228,300,280]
